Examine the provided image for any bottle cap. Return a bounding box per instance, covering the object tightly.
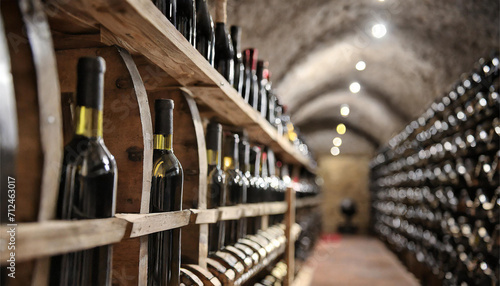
[154,99,174,135]
[76,57,106,110]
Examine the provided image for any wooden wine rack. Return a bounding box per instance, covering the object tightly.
[0,0,320,285]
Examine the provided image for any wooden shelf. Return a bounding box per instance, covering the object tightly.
[0,201,308,264]
[48,0,316,173]
[295,196,322,209]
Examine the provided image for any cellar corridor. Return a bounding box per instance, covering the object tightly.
[0,0,498,285]
[299,236,419,286]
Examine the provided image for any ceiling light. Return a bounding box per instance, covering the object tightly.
[331,146,340,156]
[349,82,361,93]
[355,61,366,71]
[336,124,346,135]
[340,104,350,117]
[333,137,342,147]
[371,24,387,38]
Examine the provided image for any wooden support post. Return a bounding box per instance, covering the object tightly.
[284,186,296,286]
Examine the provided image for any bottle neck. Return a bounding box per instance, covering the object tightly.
[74,105,103,138]
[154,134,173,151]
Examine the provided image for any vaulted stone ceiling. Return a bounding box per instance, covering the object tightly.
[222,0,500,157]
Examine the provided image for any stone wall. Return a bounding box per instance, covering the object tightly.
[317,154,372,234]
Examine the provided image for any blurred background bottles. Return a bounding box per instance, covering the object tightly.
[371,55,499,286]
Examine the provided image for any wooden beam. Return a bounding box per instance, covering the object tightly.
[284,187,297,286]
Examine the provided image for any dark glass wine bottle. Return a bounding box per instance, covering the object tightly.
[148,99,184,286]
[153,0,177,28]
[206,122,226,253]
[50,57,117,286]
[260,151,271,202]
[256,60,268,118]
[243,48,259,109]
[177,0,196,46]
[195,0,215,65]
[247,147,264,234]
[230,26,244,93]
[223,133,246,245]
[247,146,261,204]
[266,149,280,202]
[241,49,252,104]
[238,135,251,238]
[265,71,277,125]
[214,0,234,84]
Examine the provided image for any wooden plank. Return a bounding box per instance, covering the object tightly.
[68,0,225,87]
[295,197,322,209]
[190,209,219,224]
[218,206,244,221]
[116,210,191,238]
[0,219,128,264]
[284,186,297,286]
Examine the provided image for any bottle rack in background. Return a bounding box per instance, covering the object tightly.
[370,55,499,286]
[0,1,321,286]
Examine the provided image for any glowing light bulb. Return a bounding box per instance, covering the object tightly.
[337,124,346,135]
[333,137,342,147]
[330,146,340,156]
[371,24,387,38]
[355,61,366,71]
[349,82,361,93]
[340,104,350,117]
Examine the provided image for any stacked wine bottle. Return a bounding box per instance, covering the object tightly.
[370,55,499,286]
[153,0,314,162]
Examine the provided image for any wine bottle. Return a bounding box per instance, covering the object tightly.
[195,0,215,65]
[265,70,277,125]
[266,149,280,202]
[243,48,259,109]
[238,135,251,237]
[177,0,196,46]
[256,60,268,118]
[248,146,262,204]
[241,49,252,104]
[153,0,176,28]
[213,0,234,84]
[148,99,184,286]
[206,122,226,253]
[230,26,244,93]
[50,57,117,286]
[247,146,264,234]
[222,133,246,245]
[260,151,271,202]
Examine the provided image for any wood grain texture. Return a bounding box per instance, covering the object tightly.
[116,210,190,238]
[19,0,63,223]
[284,187,297,286]
[19,1,64,284]
[0,219,127,264]
[118,47,154,285]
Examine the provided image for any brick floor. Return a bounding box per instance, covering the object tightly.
[297,235,419,286]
